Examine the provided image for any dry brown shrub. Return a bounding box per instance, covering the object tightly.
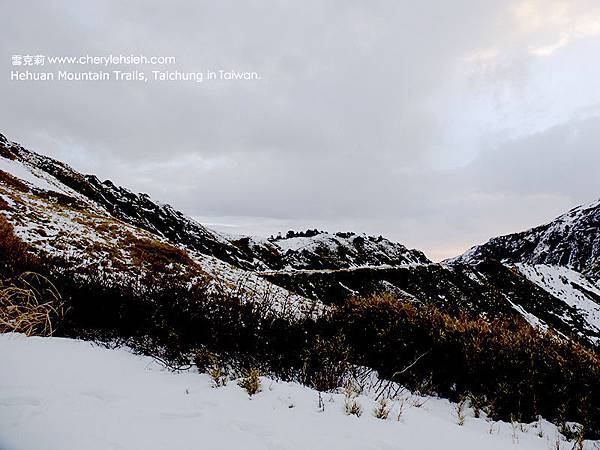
[0,170,29,192]
[0,146,17,161]
[124,235,193,270]
[0,197,11,211]
[0,215,39,273]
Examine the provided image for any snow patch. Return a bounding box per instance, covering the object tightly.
[0,155,83,200]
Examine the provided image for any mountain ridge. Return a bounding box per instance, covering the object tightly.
[1,131,599,346]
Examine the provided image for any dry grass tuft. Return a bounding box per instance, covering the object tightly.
[0,272,65,336]
[344,398,363,417]
[238,368,262,396]
[373,398,390,420]
[343,381,363,417]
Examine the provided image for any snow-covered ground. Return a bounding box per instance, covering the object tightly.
[0,334,589,450]
[0,153,90,202]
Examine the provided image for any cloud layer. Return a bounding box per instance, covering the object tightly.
[2,0,599,260]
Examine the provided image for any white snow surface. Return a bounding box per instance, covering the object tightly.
[0,333,590,450]
[0,156,85,200]
[0,157,58,192]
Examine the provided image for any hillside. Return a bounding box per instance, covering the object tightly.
[0,131,428,274]
[450,200,600,344]
[0,132,319,318]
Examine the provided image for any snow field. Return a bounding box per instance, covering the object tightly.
[0,333,590,450]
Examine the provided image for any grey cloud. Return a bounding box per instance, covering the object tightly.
[1,0,599,260]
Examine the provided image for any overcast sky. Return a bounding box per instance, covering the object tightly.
[2,0,600,260]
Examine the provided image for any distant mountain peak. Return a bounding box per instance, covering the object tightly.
[229,230,430,272]
[453,198,600,279]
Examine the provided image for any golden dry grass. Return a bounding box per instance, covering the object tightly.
[0,272,65,336]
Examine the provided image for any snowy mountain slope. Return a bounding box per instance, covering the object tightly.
[0,333,589,450]
[454,199,600,280]
[0,134,318,317]
[447,199,600,343]
[514,264,600,343]
[0,132,258,271]
[246,202,599,344]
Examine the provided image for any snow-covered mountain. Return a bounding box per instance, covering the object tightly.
[0,132,427,275]
[0,132,320,317]
[0,132,260,271]
[1,131,599,345]
[231,231,430,271]
[449,200,600,343]
[260,199,600,345]
[455,199,600,280]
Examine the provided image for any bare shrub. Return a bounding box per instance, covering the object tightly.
[469,394,485,418]
[301,335,350,392]
[560,422,585,449]
[395,396,407,421]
